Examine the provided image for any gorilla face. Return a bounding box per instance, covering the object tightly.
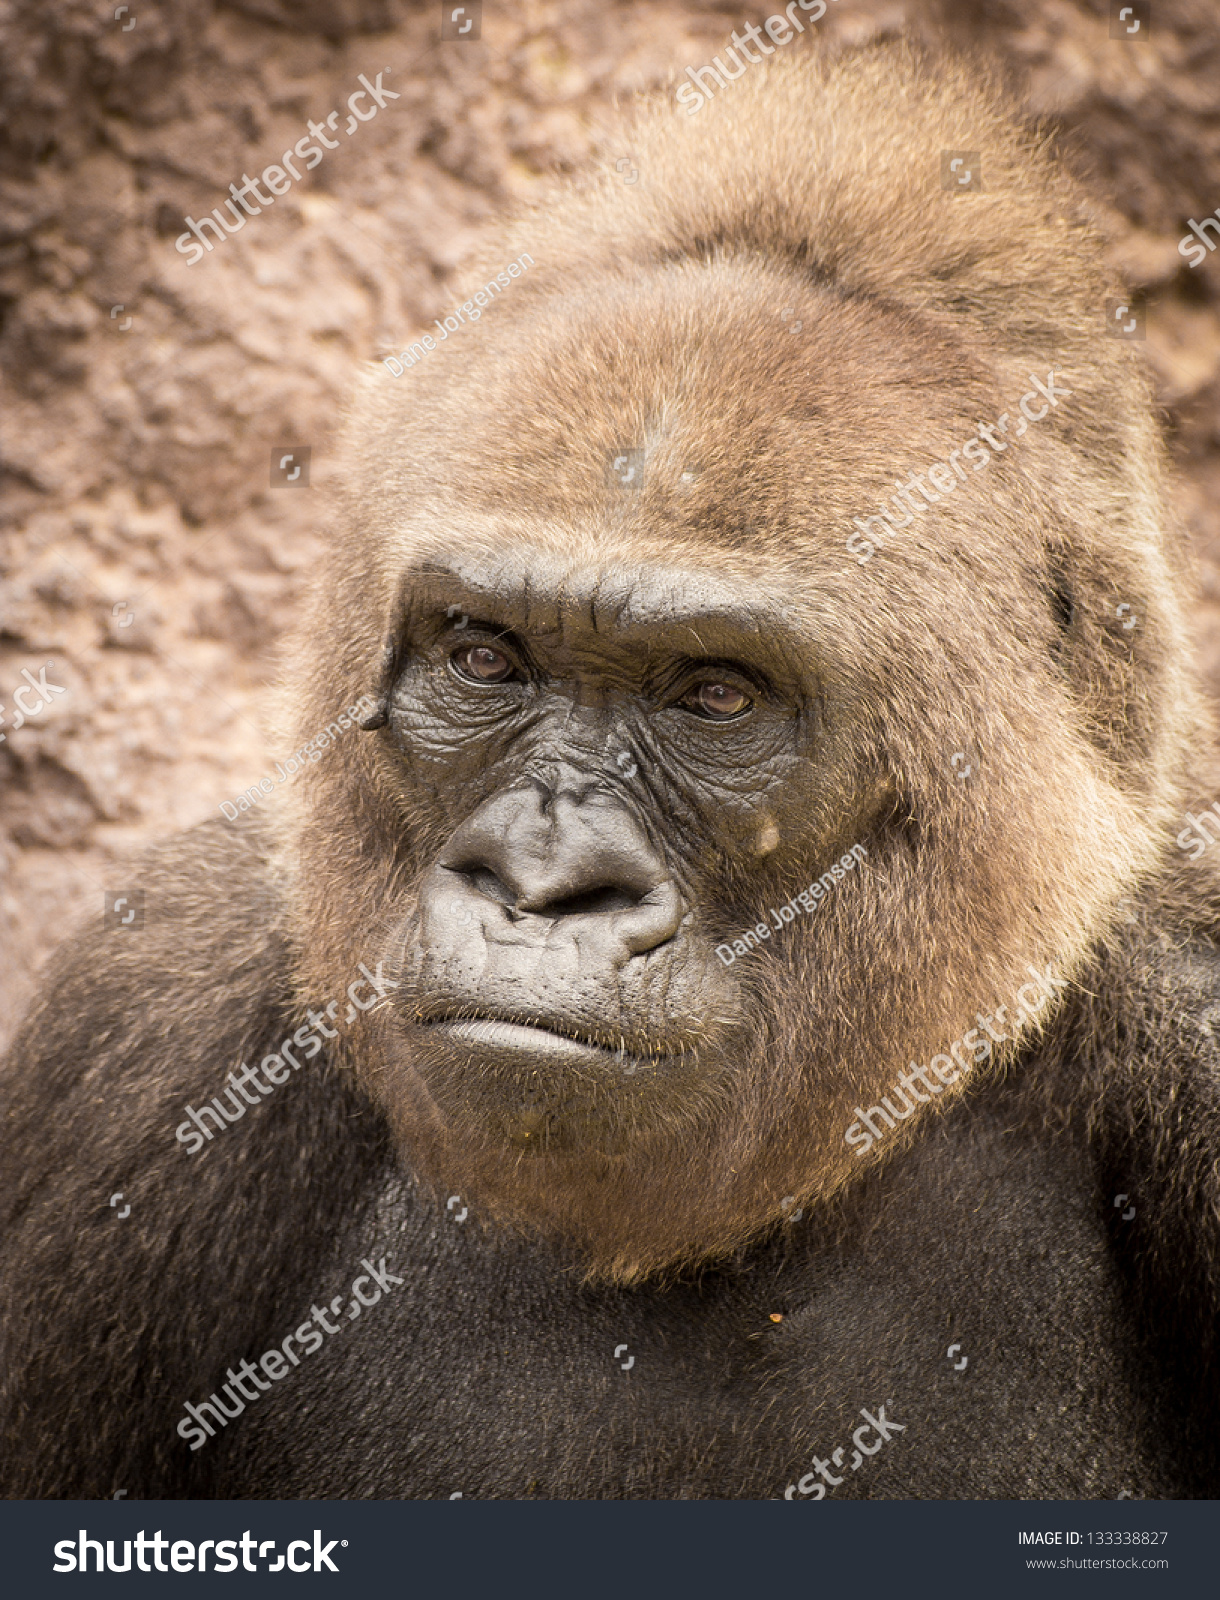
[383,548,824,1156]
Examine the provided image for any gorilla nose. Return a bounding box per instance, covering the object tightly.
[437,786,682,955]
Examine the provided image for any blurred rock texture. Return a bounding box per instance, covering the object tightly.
[2,0,1219,1043]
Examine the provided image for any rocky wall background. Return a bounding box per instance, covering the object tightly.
[2,0,1218,1045]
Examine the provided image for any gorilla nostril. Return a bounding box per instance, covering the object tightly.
[538,885,639,918]
[458,864,648,920]
[467,867,517,907]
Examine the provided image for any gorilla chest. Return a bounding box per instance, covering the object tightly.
[227,1133,1153,1500]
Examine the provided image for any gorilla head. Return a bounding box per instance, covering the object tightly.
[280,44,1194,1281]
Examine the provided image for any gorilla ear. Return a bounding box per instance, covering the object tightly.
[1043,544,1091,669]
[1047,562,1076,638]
[357,636,399,731]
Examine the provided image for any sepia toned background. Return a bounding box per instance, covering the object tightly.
[2,0,1219,1047]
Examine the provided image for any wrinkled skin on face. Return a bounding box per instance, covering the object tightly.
[388,551,825,1155]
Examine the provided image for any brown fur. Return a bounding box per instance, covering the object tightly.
[270,38,1213,1282]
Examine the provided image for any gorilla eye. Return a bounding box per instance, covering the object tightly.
[452,644,516,684]
[684,681,752,720]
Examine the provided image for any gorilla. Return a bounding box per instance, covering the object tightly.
[2,39,1219,1500]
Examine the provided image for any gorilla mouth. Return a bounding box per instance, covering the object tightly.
[419,1011,671,1072]
[410,1009,698,1152]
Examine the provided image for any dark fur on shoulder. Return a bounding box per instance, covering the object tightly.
[0,819,391,1496]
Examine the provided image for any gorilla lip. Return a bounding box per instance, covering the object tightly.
[420,1011,670,1069]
